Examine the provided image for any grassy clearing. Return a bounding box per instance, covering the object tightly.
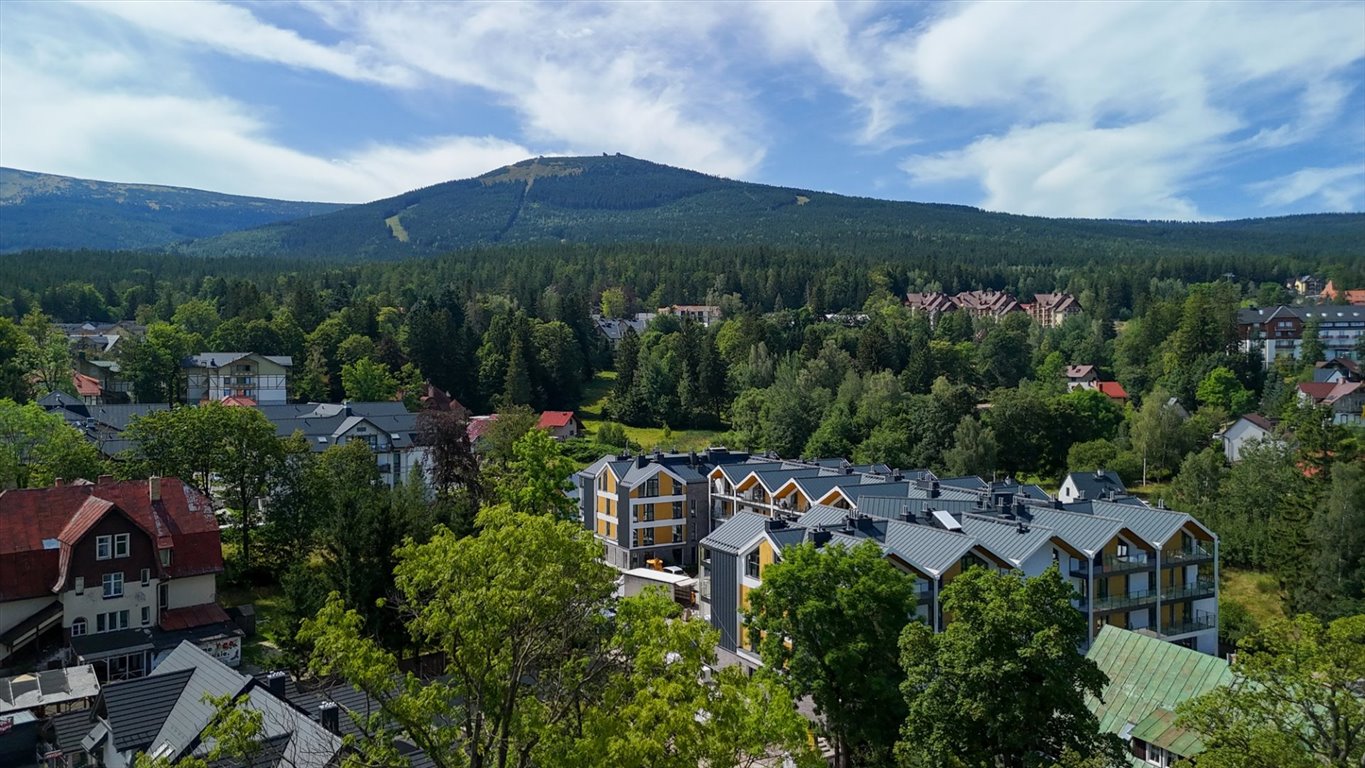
[384,213,409,242]
[578,370,723,452]
[1128,481,1173,503]
[1221,567,1285,627]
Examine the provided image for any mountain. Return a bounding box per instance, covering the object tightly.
[6,156,1363,260]
[0,168,347,253]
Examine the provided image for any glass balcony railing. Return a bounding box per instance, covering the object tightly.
[1158,610,1217,637]
[1163,544,1213,565]
[1161,578,1216,601]
[1070,552,1154,578]
[1092,588,1159,612]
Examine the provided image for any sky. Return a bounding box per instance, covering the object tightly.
[2,1,1363,220]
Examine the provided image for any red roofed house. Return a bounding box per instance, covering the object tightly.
[1096,381,1129,404]
[537,411,583,441]
[0,477,238,680]
[72,372,103,405]
[1297,380,1365,425]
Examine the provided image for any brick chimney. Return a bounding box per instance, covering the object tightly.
[149,476,161,502]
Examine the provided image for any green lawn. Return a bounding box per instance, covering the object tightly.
[1221,567,1286,627]
[578,370,723,452]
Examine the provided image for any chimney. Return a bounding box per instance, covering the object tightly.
[54,478,64,487]
[148,476,161,502]
[97,474,114,485]
[929,480,940,499]
[843,466,854,475]
[319,701,340,734]
[635,454,647,469]
[266,670,288,699]
[898,505,914,523]
[811,529,832,547]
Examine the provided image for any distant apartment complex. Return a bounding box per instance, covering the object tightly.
[1237,305,1365,369]
[656,304,723,326]
[904,290,1081,327]
[182,352,292,404]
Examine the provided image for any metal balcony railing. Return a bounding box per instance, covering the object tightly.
[1161,578,1216,601]
[1158,610,1217,637]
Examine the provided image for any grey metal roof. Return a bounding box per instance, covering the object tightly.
[1237,304,1365,324]
[700,512,771,554]
[750,467,828,491]
[797,504,852,528]
[103,667,196,751]
[938,475,989,491]
[1079,500,1202,546]
[879,519,977,577]
[146,642,252,760]
[714,461,785,483]
[1064,470,1129,501]
[959,514,1055,567]
[49,708,97,754]
[196,686,341,768]
[1021,507,1125,557]
[768,527,808,553]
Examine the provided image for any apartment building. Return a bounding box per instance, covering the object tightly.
[1024,292,1082,327]
[697,461,1219,668]
[0,477,238,681]
[905,290,1081,326]
[1236,305,1365,369]
[657,304,722,326]
[183,352,292,404]
[576,449,753,570]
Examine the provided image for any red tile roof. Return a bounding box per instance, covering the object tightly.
[159,602,232,632]
[1097,381,1129,400]
[1299,380,1362,405]
[467,414,498,443]
[0,478,223,602]
[537,411,578,430]
[220,395,257,407]
[72,372,102,397]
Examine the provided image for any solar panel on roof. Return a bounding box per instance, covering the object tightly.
[931,509,962,531]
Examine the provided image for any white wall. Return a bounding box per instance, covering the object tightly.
[0,595,58,637]
[61,579,159,630]
[166,574,216,610]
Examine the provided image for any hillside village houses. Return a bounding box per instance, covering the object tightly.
[904,290,1081,327]
[577,450,1220,665]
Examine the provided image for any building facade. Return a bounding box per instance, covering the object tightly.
[0,478,237,681]
[183,352,292,404]
[1237,305,1365,369]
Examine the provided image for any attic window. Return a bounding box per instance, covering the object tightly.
[317,437,328,444]
[42,538,60,550]
[160,548,172,567]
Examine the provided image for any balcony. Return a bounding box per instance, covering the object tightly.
[1162,578,1216,602]
[1163,543,1213,565]
[1158,610,1217,637]
[1070,552,1154,578]
[1092,588,1158,613]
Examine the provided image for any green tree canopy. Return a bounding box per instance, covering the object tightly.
[0,399,105,488]
[898,565,1124,768]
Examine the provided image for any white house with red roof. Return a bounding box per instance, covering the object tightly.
[0,477,238,680]
[537,411,583,441]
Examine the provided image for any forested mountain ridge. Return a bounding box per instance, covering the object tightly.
[169,154,1364,261]
[0,167,347,253]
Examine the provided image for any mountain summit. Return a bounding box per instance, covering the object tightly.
[5,155,1363,259]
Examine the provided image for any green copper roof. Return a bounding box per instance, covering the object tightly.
[1085,626,1232,761]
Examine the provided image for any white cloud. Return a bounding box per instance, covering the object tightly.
[77,0,416,87]
[892,1,1365,218]
[1249,165,1365,212]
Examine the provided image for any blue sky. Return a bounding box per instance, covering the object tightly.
[2,1,1362,220]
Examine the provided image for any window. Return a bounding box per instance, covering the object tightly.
[74,576,85,595]
[141,568,151,586]
[645,478,659,497]
[141,607,151,626]
[160,548,172,567]
[70,618,87,637]
[96,535,112,560]
[103,572,124,599]
[114,533,130,558]
[639,504,655,522]
[354,434,379,451]
[96,610,129,633]
[745,550,761,579]
[597,472,607,491]
[672,525,684,543]
[672,501,683,519]
[640,528,655,546]
[1116,542,1129,558]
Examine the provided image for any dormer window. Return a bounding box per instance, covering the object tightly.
[160,548,172,567]
[96,535,112,560]
[114,533,130,558]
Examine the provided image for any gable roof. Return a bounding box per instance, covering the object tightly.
[700,512,771,555]
[1239,413,1277,433]
[0,478,223,601]
[72,372,102,397]
[1096,381,1129,399]
[1063,470,1128,501]
[143,642,253,760]
[103,667,198,751]
[537,411,578,430]
[1085,626,1232,757]
[1065,365,1096,379]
